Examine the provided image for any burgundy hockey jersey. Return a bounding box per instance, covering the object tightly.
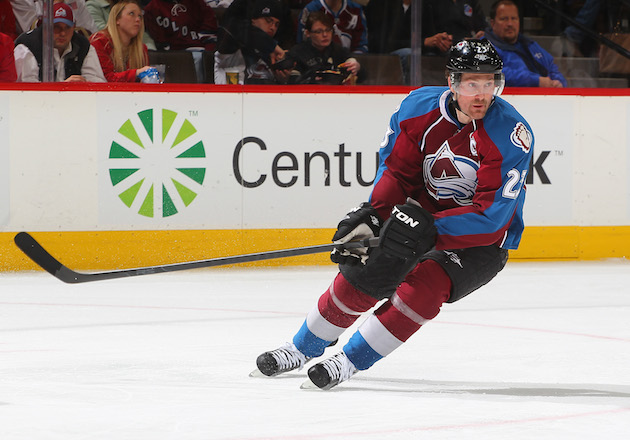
[371,87,534,251]
[144,0,218,51]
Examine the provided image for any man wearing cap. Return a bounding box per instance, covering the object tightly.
[14,2,105,82]
[214,0,290,84]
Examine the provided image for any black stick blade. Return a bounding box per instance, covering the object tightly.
[14,232,86,283]
[14,232,64,276]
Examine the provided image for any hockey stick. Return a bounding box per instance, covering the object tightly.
[14,232,379,284]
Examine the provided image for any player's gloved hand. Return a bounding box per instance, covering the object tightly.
[330,202,382,265]
[379,198,436,260]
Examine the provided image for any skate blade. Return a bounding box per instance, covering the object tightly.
[249,368,267,378]
[300,378,321,390]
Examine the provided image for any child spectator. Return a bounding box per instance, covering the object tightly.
[297,0,368,54]
[286,11,361,84]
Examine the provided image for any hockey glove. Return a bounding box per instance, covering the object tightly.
[330,202,382,265]
[379,198,436,260]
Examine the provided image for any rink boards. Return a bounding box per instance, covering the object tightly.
[0,84,628,270]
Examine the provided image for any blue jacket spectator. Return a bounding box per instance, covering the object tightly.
[485,30,567,87]
[485,0,567,88]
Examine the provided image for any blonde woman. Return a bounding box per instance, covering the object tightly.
[89,0,151,81]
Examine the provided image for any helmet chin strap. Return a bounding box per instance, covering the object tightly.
[449,90,496,124]
[449,93,472,124]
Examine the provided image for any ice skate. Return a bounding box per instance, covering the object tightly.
[303,351,357,390]
[253,342,310,377]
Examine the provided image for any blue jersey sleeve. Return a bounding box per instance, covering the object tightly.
[433,97,534,250]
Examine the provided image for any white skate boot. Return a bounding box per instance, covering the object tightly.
[254,342,310,377]
[303,351,357,390]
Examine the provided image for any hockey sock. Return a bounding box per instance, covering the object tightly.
[344,260,451,370]
[293,273,378,358]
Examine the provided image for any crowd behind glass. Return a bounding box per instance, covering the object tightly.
[0,0,628,87]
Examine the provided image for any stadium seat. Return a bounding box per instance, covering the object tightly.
[147,50,198,84]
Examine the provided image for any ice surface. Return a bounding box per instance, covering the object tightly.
[1,261,629,439]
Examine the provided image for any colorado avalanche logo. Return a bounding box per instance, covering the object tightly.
[424,142,479,206]
[510,122,532,153]
[171,3,187,16]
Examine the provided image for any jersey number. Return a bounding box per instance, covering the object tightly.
[503,169,527,199]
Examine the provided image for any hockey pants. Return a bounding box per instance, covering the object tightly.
[293,246,507,370]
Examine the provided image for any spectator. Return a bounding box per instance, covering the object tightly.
[0,30,16,81]
[10,0,36,34]
[214,0,289,84]
[143,0,218,82]
[62,0,98,33]
[86,0,156,48]
[562,0,602,57]
[297,0,368,54]
[365,0,410,55]
[143,0,217,51]
[11,0,98,35]
[1,0,17,39]
[364,0,410,83]
[286,10,361,84]
[14,2,105,81]
[422,0,487,55]
[485,0,567,88]
[89,0,152,81]
[220,0,294,49]
[86,0,112,30]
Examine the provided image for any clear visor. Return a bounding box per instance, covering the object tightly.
[451,73,505,97]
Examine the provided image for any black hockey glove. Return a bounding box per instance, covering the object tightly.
[379,199,436,260]
[330,202,382,266]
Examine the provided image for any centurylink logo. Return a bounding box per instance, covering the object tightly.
[108,108,206,218]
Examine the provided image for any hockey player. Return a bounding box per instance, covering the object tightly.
[253,39,534,390]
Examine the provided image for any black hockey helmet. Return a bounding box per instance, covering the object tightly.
[447,39,503,73]
[447,39,505,96]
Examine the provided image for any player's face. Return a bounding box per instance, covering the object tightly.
[491,4,520,44]
[252,17,280,37]
[307,21,333,51]
[53,23,74,51]
[451,73,495,121]
[116,3,143,42]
